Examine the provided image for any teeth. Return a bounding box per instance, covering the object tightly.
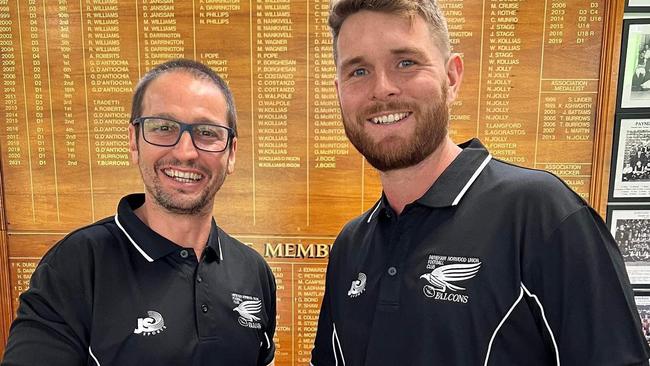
[164,168,202,182]
[370,112,409,125]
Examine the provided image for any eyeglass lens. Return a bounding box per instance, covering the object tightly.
[140,118,230,152]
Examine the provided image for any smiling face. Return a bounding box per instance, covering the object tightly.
[128,70,236,216]
[335,10,462,171]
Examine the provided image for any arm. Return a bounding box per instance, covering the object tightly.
[524,206,650,365]
[2,262,89,366]
[310,271,337,366]
[258,264,277,366]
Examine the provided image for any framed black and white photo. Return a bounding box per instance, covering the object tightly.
[626,0,650,12]
[617,19,650,112]
[607,205,650,287]
[609,114,650,201]
[634,293,650,346]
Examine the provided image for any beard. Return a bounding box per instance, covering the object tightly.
[343,86,449,172]
[139,157,227,216]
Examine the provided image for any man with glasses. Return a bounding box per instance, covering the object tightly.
[2,59,276,366]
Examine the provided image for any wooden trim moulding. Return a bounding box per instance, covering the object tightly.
[592,0,626,217]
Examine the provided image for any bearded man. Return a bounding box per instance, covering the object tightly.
[310,0,650,365]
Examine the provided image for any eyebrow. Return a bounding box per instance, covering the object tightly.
[390,47,428,59]
[147,113,222,126]
[338,47,429,71]
[338,56,365,73]
[150,112,176,120]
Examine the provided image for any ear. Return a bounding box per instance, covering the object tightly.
[334,77,342,105]
[226,137,237,175]
[128,123,139,165]
[445,54,464,105]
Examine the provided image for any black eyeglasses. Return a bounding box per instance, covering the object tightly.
[132,117,234,153]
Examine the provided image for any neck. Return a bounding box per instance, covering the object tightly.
[134,199,213,260]
[379,137,461,215]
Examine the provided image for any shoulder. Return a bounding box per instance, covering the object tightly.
[480,158,586,215]
[25,216,122,300]
[40,216,120,268]
[486,159,576,194]
[471,158,597,244]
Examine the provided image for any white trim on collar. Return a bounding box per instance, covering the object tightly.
[217,235,224,261]
[366,201,382,223]
[452,154,492,206]
[114,214,154,263]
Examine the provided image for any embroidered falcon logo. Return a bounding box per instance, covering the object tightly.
[233,299,262,322]
[419,262,481,293]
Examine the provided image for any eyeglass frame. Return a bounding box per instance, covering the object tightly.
[131,116,235,153]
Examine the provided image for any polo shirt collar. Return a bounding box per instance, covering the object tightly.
[205,221,224,262]
[114,193,223,263]
[368,138,492,220]
[417,138,492,208]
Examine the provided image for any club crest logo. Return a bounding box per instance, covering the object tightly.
[232,293,263,329]
[420,254,481,303]
[133,310,166,336]
[347,272,367,298]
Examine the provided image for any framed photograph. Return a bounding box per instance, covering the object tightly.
[609,114,650,201]
[626,0,650,12]
[634,293,650,346]
[617,19,650,112]
[607,205,650,287]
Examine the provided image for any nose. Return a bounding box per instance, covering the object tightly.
[173,131,200,160]
[371,70,400,101]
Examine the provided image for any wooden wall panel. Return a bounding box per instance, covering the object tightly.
[0,0,622,362]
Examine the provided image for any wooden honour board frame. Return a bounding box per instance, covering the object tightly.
[0,0,624,365]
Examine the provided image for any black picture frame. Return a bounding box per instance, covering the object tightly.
[608,114,650,202]
[616,19,650,113]
[626,0,650,12]
[607,204,650,287]
[634,291,650,346]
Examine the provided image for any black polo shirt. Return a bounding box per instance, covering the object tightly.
[3,194,276,366]
[311,139,650,365]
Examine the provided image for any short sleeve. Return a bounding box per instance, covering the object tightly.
[523,206,650,365]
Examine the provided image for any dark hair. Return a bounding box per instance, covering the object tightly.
[328,0,450,61]
[130,58,238,137]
